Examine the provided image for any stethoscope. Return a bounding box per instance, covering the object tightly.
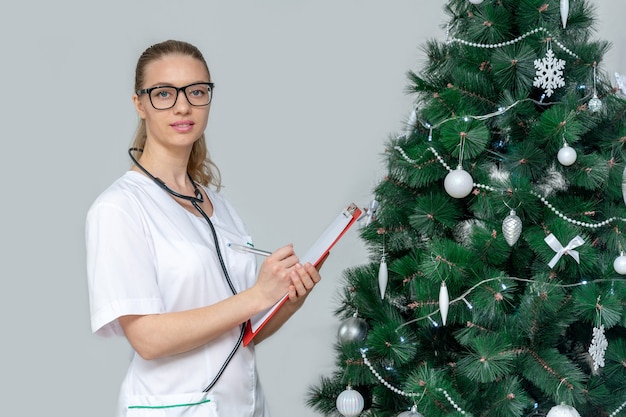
[128,147,244,393]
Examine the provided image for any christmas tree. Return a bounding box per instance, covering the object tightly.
[307,1,626,417]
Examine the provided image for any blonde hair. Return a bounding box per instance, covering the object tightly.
[131,40,221,190]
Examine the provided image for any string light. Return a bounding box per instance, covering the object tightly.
[408,98,547,137]
[397,276,626,330]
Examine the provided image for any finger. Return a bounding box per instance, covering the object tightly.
[304,262,322,284]
[296,263,318,290]
[265,244,293,261]
[262,246,299,278]
[290,270,309,296]
[270,244,300,268]
[287,285,298,302]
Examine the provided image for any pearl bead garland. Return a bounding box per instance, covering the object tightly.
[428,146,453,172]
[446,26,579,60]
[360,326,625,417]
[530,191,621,229]
[608,400,626,417]
[360,349,467,414]
[394,145,626,230]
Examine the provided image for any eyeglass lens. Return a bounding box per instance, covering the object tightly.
[150,83,212,109]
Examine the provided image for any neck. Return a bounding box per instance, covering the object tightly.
[129,148,202,202]
[131,146,192,188]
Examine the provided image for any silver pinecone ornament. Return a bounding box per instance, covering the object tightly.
[502,209,522,246]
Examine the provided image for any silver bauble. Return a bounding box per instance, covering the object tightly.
[588,95,603,113]
[337,316,368,344]
[502,209,522,246]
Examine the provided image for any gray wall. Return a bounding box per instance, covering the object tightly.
[1,1,623,416]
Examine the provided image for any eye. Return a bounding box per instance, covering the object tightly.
[155,89,172,98]
[151,87,175,101]
[188,87,207,97]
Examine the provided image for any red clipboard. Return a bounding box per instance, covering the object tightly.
[243,203,362,346]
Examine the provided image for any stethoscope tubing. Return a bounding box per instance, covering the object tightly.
[128,148,245,393]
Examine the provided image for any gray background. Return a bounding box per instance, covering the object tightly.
[1,1,624,416]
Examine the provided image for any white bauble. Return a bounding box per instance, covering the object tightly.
[469,0,484,4]
[614,255,626,275]
[557,145,577,166]
[546,403,581,417]
[336,387,365,417]
[444,167,474,198]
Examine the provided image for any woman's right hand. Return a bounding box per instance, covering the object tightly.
[253,244,300,308]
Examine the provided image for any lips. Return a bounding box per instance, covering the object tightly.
[170,120,195,132]
[171,120,194,127]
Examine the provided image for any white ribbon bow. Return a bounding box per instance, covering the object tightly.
[544,233,584,268]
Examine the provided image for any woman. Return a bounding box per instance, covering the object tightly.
[86,39,322,417]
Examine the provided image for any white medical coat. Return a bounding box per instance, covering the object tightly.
[86,171,270,417]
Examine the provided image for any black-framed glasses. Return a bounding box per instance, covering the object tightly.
[136,82,215,110]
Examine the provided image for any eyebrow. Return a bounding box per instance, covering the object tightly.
[146,80,212,88]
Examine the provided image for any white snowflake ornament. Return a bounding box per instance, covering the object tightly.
[588,325,608,371]
[533,46,566,97]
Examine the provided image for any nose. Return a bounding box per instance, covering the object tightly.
[172,89,191,113]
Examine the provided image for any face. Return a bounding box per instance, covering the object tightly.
[133,54,211,152]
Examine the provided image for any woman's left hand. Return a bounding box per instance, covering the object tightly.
[253,255,327,343]
[287,262,321,303]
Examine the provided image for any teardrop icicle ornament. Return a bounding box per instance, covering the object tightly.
[502,209,522,246]
[560,0,569,28]
[439,281,449,326]
[378,256,388,299]
[378,228,388,299]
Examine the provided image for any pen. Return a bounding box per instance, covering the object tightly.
[227,243,272,257]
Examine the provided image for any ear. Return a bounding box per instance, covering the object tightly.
[133,94,147,120]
